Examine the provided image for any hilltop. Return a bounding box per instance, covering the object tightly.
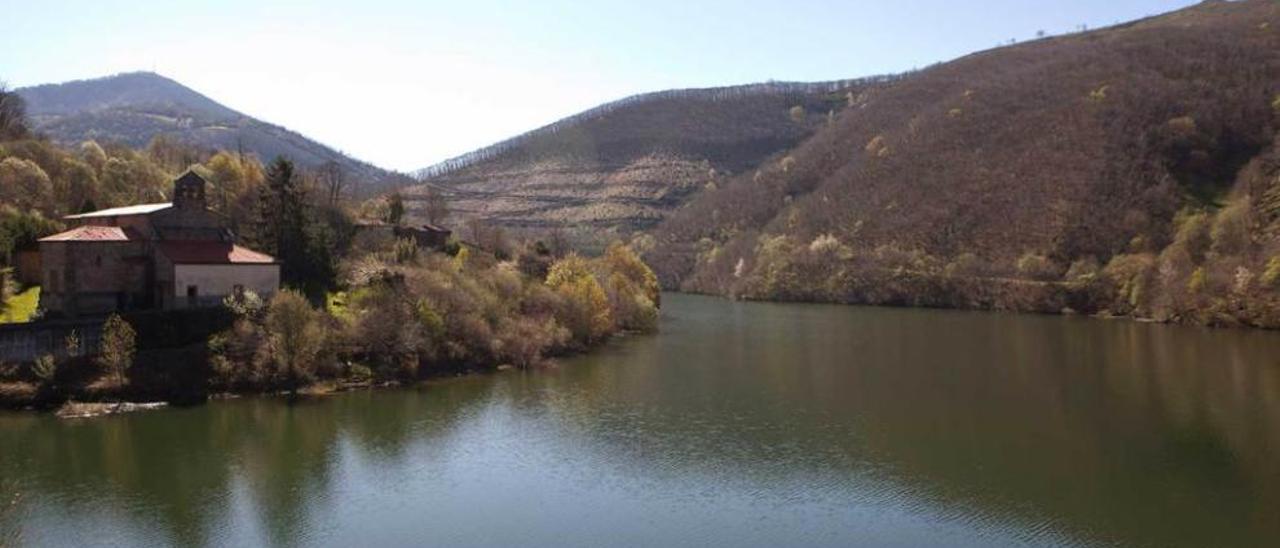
[17,72,402,195]
[406,78,903,235]
[644,0,1280,327]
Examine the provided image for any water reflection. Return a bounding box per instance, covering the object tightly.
[2,294,1279,547]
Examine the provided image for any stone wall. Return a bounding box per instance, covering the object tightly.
[0,319,102,363]
[40,240,151,317]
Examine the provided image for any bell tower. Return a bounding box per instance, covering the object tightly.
[173,170,208,211]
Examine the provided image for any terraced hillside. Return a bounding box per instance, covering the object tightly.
[408,79,902,232]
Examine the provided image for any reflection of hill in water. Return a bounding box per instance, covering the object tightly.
[2,295,1280,546]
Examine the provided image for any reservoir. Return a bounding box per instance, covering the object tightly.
[3,293,1279,547]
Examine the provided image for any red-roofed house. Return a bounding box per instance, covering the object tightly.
[38,170,280,317]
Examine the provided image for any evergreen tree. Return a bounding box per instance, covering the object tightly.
[386,192,405,226]
[253,157,335,300]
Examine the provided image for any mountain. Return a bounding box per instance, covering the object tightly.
[646,0,1280,327]
[16,72,400,194]
[407,78,904,234]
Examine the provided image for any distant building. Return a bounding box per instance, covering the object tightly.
[38,170,279,318]
[396,223,453,250]
[353,220,453,250]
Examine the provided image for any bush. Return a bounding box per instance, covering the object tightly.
[264,290,327,390]
[1262,256,1280,288]
[1016,253,1059,280]
[547,254,613,345]
[98,314,136,388]
[1210,198,1250,255]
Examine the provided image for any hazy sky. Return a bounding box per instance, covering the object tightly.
[3,0,1195,172]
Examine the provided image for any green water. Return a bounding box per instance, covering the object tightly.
[3,294,1280,547]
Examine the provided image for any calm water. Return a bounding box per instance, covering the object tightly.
[3,294,1280,547]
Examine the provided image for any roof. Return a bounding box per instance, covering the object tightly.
[65,203,172,219]
[39,225,140,242]
[157,242,277,264]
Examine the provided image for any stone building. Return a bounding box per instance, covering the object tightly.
[38,170,279,318]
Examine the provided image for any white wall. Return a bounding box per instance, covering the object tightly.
[173,264,280,303]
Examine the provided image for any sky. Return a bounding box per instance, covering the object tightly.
[2,0,1197,172]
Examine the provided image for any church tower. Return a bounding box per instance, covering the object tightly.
[173,170,208,211]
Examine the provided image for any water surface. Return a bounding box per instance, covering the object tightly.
[3,294,1280,547]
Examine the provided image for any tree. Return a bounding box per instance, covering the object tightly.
[264,290,326,392]
[318,160,346,206]
[253,157,335,300]
[423,189,449,225]
[0,83,29,141]
[546,254,612,345]
[385,192,406,226]
[98,314,137,389]
[0,158,54,212]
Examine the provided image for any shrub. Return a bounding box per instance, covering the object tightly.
[1210,198,1250,255]
[1016,253,1059,280]
[31,354,56,385]
[1188,267,1207,294]
[393,237,419,264]
[1262,256,1280,288]
[789,105,806,124]
[1065,257,1100,280]
[264,290,327,390]
[98,314,136,388]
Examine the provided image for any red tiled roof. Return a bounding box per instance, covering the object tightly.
[39,225,138,242]
[157,241,276,264]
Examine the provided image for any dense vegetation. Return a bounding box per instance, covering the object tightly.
[0,242,660,408]
[644,0,1280,328]
[0,86,661,408]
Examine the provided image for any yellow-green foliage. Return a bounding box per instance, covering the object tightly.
[1187,267,1207,294]
[1209,198,1250,255]
[1169,209,1211,263]
[453,246,470,271]
[547,254,613,343]
[1262,257,1280,288]
[1104,253,1155,310]
[1273,94,1280,115]
[98,314,137,388]
[601,242,660,331]
[789,105,806,124]
[1016,253,1057,279]
[0,285,39,323]
[1089,85,1110,102]
[264,290,327,387]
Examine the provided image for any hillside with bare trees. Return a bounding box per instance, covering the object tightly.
[406,79,907,235]
[644,0,1280,328]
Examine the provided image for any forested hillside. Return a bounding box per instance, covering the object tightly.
[407,79,903,234]
[17,72,405,197]
[645,0,1280,328]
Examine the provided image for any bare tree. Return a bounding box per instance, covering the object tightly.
[319,160,346,206]
[423,189,450,225]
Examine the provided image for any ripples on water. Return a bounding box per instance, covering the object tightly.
[3,294,1280,547]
